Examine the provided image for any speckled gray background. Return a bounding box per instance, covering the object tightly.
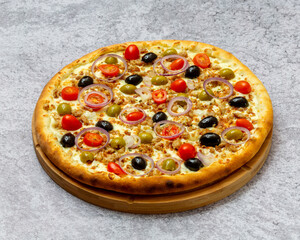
[0,0,299,239]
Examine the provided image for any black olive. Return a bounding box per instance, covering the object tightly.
[185,65,201,78]
[142,52,157,63]
[131,157,147,170]
[229,97,249,108]
[60,133,75,148]
[199,116,218,128]
[200,133,221,147]
[152,112,168,122]
[184,158,204,171]
[96,120,113,132]
[125,74,143,86]
[78,76,93,88]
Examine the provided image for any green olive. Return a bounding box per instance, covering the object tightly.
[162,159,176,171]
[177,93,189,106]
[120,84,137,94]
[105,56,118,64]
[219,68,235,80]
[151,76,168,86]
[110,137,126,149]
[138,131,153,144]
[57,103,72,115]
[198,89,214,101]
[162,48,178,56]
[225,129,243,140]
[106,104,121,117]
[80,152,94,163]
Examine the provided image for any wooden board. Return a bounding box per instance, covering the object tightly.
[32,114,272,214]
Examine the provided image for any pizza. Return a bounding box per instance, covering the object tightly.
[34,40,273,195]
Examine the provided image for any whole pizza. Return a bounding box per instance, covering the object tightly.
[35,40,273,195]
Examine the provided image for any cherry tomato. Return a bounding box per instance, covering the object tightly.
[162,125,180,139]
[86,93,104,104]
[107,162,126,176]
[234,81,251,94]
[152,89,167,104]
[83,132,103,147]
[193,53,211,68]
[124,44,140,60]
[98,64,120,77]
[126,111,144,121]
[61,86,79,101]
[236,119,254,131]
[170,58,184,70]
[171,79,187,93]
[61,115,82,131]
[178,143,196,161]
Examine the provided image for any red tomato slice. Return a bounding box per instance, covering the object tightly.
[234,81,251,94]
[61,115,82,131]
[98,64,120,77]
[152,89,167,104]
[107,162,126,176]
[178,143,196,161]
[236,119,254,131]
[193,53,211,68]
[124,44,140,60]
[86,93,104,104]
[170,59,184,70]
[61,86,79,101]
[126,112,144,121]
[162,125,180,139]
[171,79,187,93]
[83,132,103,147]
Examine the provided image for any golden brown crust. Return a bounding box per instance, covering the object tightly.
[35,40,273,195]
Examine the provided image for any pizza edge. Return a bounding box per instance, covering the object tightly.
[35,40,273,195]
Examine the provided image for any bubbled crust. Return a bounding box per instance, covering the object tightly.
[35,40,273,195]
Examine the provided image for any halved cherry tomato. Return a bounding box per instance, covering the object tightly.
[98,64,120,77]
[178,143,196,161]
[61,86,79,101]
[152,89,167,104]
[234,81,251,94]
[83,132,103,147]
[86,93,104,104]
[171,79,187,93]
[107,162,126,176]
[124,44,140,60]
[61,115,82,131]
[162,125,180,139]
[236,119,254,131]
[193,53,211,68]
[170,58,184,70]
[126,111,144,121]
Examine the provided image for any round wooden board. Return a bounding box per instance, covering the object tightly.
[32,113,272,214]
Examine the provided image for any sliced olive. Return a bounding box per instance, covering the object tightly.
[57,103,71,115]
[105,56,118,64]
[110,137,126,149]
[162,48,177,56]
[138,131,153,144]
[125,74,143,86]
[185,65,200,78]
[184,158,204,171]
[151,76,168,85]
[96,120,113,132]
[131,156,147,170]
[120,84,137,94]
[162,159,176,171]
[78,76,93,88]
[198,89,214,101]
[225,129,243,140]
[229,97,249,108]
[177,93,189,106]
[152,112,168,122]
[200,133,221,147]
[106,104,121,117]
[80,152,94,163]
[219,68,235,80]
[60,133,75,148]
[199,116,218,128]
[142,52,157,63]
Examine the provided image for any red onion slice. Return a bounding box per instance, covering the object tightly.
[75,127,110,152]
[167,97,193,117]
[143,76,152,87]
[78,84,113,109]
[221,126,250,146]
[153,120,185,139]
[135,87,152,101]
[197,152,215,167]
[83,91,108,108]
[91,54,127,82]
[186,79,195,90]
[118,153,154,177]
[156,157,181,175]
[153,55,189,76]
[203,77,233,99]
[119,107,147,125]
[124,135,141,149]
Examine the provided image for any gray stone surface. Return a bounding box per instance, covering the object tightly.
[0,0,299,239]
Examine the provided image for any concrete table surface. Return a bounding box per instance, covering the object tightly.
[0,0,299,239]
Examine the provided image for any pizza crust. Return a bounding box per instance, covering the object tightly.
[35,40,273,195]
